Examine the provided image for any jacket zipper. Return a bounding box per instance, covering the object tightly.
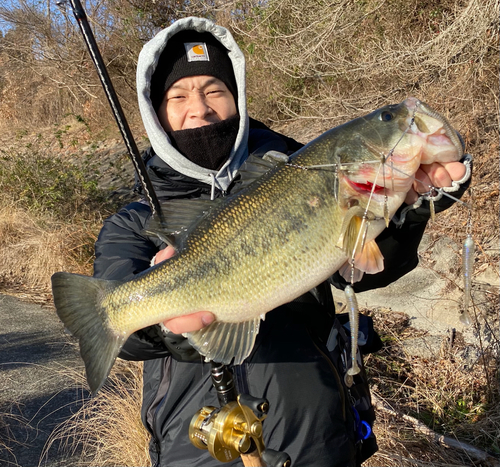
[310,335,347,421]
[149,362,168,467]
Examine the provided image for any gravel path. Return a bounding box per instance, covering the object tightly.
[0,293,87,467]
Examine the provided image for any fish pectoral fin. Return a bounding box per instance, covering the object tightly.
[185,318,261,365]
[339,239,384,282]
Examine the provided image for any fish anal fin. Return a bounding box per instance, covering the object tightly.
[186,318,261,365]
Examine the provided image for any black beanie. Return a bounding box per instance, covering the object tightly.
[151,31,238,111]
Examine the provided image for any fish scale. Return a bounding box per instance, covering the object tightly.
[51,97,464,393]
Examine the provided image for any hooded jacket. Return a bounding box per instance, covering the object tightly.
[136,17,249,193]
[93,17,472,467]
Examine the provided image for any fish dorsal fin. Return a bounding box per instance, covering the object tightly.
[185,318,261,365]
[262,150,290,165]
[232,153,288,193]
[144,198,221,249]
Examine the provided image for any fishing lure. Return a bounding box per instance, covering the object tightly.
[344,285,361,378]
[461,234,474,326]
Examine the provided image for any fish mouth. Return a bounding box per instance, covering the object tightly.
[403,97,464,163]
[345,178,386,195]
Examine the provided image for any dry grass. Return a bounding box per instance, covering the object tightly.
[0,411,18,467]
[42,360,150,467]
[0,400,31,467]
[363,308,499,467]
[0,131,121,298]
[0,205,94,288]
[231,0,499,123]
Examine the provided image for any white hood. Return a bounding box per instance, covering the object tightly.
[136,17,249,192]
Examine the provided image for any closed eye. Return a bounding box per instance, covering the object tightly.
[206,89,226,96]
[167,94,186,101]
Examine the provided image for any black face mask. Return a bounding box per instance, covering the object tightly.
[167,115,240,171]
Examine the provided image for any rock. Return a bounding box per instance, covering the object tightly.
[332,234,499,359]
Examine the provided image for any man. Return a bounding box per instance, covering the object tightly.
[93,17,471,467]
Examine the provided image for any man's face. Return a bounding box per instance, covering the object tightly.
[157,75,237,132]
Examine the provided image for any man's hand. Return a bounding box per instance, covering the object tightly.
[152,246,215,334]
[404,160,467,205]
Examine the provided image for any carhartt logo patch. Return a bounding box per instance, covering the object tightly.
[184,42,210,62]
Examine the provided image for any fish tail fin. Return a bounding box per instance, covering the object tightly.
[51,272,126,395]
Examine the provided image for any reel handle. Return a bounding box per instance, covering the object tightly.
[189,362,292,466]
[238,393,269,418]
[261,449,292,467]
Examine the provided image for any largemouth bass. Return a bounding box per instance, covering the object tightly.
[51,97,463,394]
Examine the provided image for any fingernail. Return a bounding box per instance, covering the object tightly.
[201,314,215,326]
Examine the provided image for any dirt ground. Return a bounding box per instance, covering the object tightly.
[0,293,86,467]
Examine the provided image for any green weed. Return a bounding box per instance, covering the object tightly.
[0,143,118,222]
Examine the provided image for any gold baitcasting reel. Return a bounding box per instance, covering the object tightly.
[189,394,269,463]
[190,362,291,467]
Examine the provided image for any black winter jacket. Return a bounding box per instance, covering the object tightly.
[93,122,467,467]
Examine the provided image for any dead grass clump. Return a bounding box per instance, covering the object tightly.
[0,413,15,465]
[0,134,112,222]
[43,360,150,467]
[0,402,28,467]
[366,397,498,467]
[0,205,98,295]
[0,133,123,295]
[230,0,498,123]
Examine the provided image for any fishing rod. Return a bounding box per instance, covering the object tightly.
[56,0,163,220]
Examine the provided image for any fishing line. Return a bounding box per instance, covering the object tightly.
[348,162,383,274]
[382,165,390,228]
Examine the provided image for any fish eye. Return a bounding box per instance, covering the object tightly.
[380,111,394,122]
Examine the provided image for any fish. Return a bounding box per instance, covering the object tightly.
[51,97,464,394]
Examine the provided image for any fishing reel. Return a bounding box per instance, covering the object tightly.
[189,363,291,466]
